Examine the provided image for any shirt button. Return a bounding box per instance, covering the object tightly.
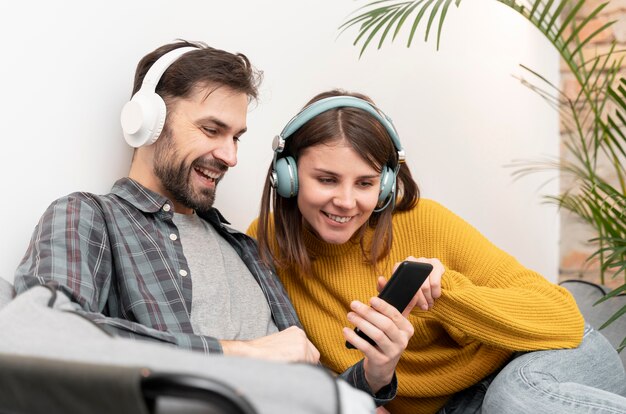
[163,204,171,212]
[170,233,178,241]
[179,269,188,277]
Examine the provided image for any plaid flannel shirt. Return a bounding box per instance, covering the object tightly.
[14,177,300,352]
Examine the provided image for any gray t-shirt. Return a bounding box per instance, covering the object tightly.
[173,212,278,340]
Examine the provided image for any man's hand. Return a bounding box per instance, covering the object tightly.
[221,326,320,364]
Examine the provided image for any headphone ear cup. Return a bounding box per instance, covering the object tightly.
[378,165,395,204]
[274,156,299,198]
[120,92,167,148]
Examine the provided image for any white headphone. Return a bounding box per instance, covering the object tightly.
[120,46,198,148]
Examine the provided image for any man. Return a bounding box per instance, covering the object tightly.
[13,40,394,405]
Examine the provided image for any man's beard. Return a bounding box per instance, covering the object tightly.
[153,130,228,213]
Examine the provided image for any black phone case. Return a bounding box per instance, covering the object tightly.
[346,261,433,349]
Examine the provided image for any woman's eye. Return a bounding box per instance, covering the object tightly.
[318,177,335,184]
[358,181,374,188]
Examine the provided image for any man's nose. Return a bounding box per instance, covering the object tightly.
[213,138,238,167]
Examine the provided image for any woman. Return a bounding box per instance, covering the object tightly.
[248,89,626,413]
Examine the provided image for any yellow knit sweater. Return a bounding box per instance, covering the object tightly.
[247,199,584,414]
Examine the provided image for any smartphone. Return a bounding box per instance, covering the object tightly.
[346,261,433,349]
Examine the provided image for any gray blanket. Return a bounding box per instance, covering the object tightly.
[0,285,374,414]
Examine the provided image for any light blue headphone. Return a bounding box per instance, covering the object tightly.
[270,96,406,212]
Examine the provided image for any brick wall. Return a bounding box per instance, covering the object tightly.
[559,0,626,289]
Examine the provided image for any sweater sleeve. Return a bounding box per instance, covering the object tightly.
[414,200,584,351]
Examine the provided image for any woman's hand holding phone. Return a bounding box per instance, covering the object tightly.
[343,260,433,393]
[342,296,415,393]
[345,260,435,350]
[342,258,444,393]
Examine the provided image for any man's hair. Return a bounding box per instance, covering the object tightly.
[131,39,262,102]
[257,89,419,276]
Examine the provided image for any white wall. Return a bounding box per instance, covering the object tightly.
[0,0,559,284]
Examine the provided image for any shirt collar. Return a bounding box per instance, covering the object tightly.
[111,177,169,214]
[111,177,233,229]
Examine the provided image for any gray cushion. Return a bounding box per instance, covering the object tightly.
[0,286,375,414]
[560,279,626,368]
[0,278,13,310]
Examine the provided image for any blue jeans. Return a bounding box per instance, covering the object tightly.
[438,325,626,414]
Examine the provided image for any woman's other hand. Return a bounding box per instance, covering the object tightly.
[378,256,444,315]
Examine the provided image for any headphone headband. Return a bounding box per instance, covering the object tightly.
[274,96,404,162]
[140,46,198,92]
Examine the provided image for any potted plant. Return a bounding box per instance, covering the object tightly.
[339,0,625,352]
